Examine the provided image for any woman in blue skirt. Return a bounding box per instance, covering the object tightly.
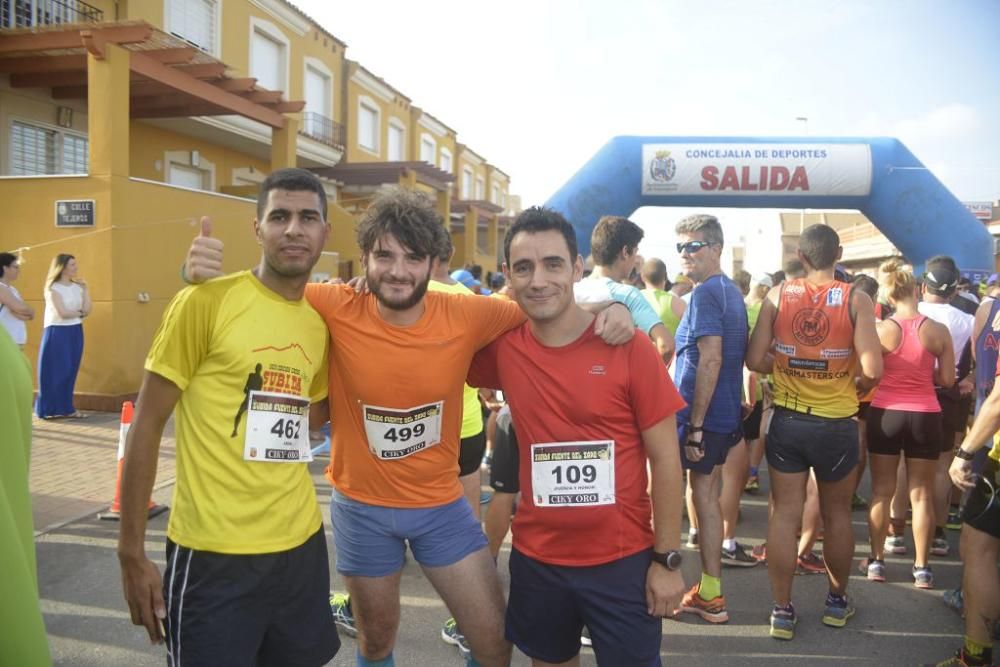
[36,254,90,419]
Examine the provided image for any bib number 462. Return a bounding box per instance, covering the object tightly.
[270,418,301,440]
[383,423,426,443]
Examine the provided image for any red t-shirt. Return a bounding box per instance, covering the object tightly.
[469,320,685,566]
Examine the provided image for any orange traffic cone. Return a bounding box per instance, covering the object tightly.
[98,401,168,521]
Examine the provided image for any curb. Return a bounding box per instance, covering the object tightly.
[33,476,176,539]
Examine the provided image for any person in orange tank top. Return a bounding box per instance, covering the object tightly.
[747,224,882,641]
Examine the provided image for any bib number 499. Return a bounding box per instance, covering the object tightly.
[270,418,301,440]
[383,422,425,443]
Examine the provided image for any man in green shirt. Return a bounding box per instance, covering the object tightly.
[0,326,52,666]
[640,257,685,336]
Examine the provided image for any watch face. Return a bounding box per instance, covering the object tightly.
[667,551,682,569]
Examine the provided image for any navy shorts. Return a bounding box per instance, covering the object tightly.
[330,489,487,577]
[766,407,859,482]
[678,424,743,475]
[506,548,662,666]
[163,528,339,667]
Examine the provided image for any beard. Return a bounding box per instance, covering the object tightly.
[368,270,432,311]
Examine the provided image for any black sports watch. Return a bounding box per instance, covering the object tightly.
[955,448,975,461]
[651,549,683,571]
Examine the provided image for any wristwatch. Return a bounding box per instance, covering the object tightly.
[651,549,683,571]
[955,448,975,461]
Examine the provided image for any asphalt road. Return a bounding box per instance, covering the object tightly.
[38,460,965,666]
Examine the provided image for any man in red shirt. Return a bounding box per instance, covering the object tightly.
[470,207,687,665]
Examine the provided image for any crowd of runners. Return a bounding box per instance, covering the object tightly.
[112,168,997,667]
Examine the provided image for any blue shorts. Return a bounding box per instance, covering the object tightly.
[677,424,743,474]
[330,489,487,577]
[506,548,662,666]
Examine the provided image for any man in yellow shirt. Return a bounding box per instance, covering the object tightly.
[117,169,340,666]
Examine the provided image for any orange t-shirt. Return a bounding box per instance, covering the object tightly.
[305,284,525,507]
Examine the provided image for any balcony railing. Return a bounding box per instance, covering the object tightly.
[1,0,102,28]
[300,112,345,149]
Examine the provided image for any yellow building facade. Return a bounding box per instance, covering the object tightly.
[0,0,516,406]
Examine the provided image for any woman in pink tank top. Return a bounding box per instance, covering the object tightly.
[864,260,955,589]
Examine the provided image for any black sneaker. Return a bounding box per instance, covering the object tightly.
[722,543,759,567]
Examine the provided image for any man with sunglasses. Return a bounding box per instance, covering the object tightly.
[671,214,749,625]
[939,361,1000,667]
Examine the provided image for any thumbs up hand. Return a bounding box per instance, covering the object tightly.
[183,216,225,284]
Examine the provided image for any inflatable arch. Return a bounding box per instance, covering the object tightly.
[544,136,993,279]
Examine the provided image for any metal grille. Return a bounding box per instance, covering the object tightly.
[10,121,87,175]
[1,0,103,28]
[62,133,88,174]
[301,112,346,149]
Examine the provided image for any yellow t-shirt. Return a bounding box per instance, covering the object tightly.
[146,271,329,554]
[641,288,682,336]
[428,280,485,439]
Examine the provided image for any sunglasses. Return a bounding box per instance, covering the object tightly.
[676,241,714,254]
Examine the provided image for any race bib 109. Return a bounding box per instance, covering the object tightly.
[530,440,615,507]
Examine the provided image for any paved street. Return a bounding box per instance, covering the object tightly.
[32,412,964,665]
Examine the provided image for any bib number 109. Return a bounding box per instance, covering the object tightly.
[551,464,597,485]
[270,418,301,440]
[383,422,425,443]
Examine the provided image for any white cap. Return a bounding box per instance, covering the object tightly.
[753,272,774,288]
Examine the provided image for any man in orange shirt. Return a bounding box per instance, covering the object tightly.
[747,224,882,641]
[184,188,633,667]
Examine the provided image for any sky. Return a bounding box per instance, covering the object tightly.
[295,0,1000,274]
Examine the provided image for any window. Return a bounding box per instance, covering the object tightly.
[439,148,452,174]
[250,22,287,91]
[420,134,436,164]
[168,164,207,190]
[166,150,214,190]
[10,121,87,175]
[492,184,501,205]
[304,65,332,118]
[168,0,217,53]
[462,166,473,199]
[387,121,405,161]
[358,98,380,154]
[475,176,485,200]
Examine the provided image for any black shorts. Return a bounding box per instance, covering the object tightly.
[506,548,661,666]
[765,407,859,482]
[458,430,486,477]
[742,400,763,440]
[857,401,871,420]
[678,424,743,475]
[163,528,339,667]
[489,407,519,493]
[962,456,1000,539]
[866,407,943,461]
[938,390,973,443]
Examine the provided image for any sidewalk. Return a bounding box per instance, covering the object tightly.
[29,410,176,535]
